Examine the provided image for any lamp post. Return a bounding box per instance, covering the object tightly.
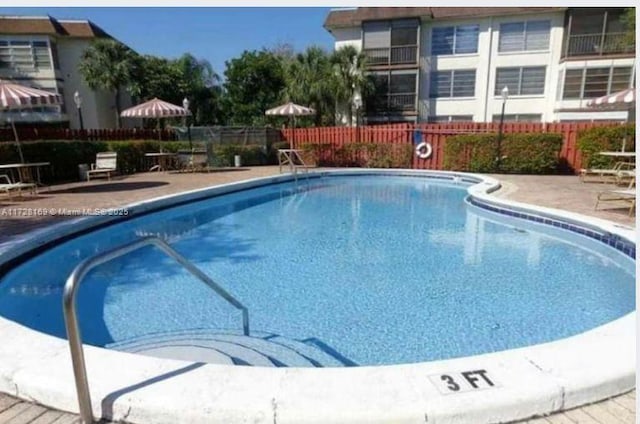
[353,93,363,142]
[182,97,192,151]
[496,85,509,172]
[73,91,84,132]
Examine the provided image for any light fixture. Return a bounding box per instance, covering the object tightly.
[73,91,82,108]
[501,86,509,101]
[182,97,190,111]
[353,93,363,110]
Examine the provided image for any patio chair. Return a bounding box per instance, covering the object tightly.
[0,174,36,199]
[87,152,118,181]
[594,179,636,216]
[580,161,635,184]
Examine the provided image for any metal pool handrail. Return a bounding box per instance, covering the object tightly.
[62,236,250,424]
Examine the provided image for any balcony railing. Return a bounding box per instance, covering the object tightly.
[389,93,417,111]
[564,32,634,57]
[364,45,418,67]
[367,93,417,113]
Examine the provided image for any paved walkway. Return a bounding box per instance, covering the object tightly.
[0,167,635,423]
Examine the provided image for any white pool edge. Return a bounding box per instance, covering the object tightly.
[0,169,635,424]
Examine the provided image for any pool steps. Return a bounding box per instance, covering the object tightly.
[107,329,348,368]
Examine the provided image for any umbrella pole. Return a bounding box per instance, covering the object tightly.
[158,119,163,153]
[10,119,25,163]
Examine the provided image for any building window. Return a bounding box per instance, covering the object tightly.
[363,19,419,66]
[431,24,479,55]
[367,70,418,113]
[562,66,633,99]
[495,66,546,95]
[492,114,542,122]
[0,39,52,70]
[564,9,633,57]
[428,115,474,123]
[430,69,476,98]
[498,20,551,52]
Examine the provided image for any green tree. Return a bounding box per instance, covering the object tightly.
[222,50,287,125]
[78,38,139,128]
[174,54,222,125]
[131,53,223,126]
[330,45,371,126]
[621,8,635,49]
[285,46,337,126]
[131,55,182,102]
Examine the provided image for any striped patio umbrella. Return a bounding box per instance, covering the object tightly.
[587,88,635,152]
[265,102,315,144]
[586,88,635,109]
[121,98,191,151]
[120,97,191,118]
[265,102,316,117]
[0,79,63,163]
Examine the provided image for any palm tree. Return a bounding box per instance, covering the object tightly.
[285,46,336,126]
[78,39,139,128]
[330,46,371,126]
[174,54,221,125]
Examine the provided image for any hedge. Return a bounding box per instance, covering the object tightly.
[443,132,564,174]
[302,142,413,168]
[0,140,290,183]
[576,124,635,169]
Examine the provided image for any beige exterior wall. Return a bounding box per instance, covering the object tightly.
[56,38,134,129]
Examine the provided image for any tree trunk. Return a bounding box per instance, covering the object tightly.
[114,90,122,129]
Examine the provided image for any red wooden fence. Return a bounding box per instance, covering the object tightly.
[282,122,623,173]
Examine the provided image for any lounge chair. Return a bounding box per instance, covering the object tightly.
[87,152,118,181]
[580,161,635,183]
[595,179,636,216]
[0,174,36,199]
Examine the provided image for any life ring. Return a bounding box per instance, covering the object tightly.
[415,142,432,159]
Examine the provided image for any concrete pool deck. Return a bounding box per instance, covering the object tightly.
[0,167,635,423]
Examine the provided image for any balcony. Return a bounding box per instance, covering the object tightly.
[367,93,417,114]
[364,45,418,67]
[564,32,634,57]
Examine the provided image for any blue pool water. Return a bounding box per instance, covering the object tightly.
[0,175,635,366]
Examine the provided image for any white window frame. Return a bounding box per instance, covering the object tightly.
[494,66,546,97]
[561,66,634,100]
[431,24,480,56]
[498,19,551,53]
[0,37,53,71]
[429,69,477,99]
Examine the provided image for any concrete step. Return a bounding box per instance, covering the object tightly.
[107,329,348,367]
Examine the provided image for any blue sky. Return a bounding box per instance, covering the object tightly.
[1,7,335,76]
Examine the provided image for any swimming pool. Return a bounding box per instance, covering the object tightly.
[0,169,634,424]
[0,174,634,368]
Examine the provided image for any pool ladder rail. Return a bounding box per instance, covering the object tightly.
[62,236,250,424]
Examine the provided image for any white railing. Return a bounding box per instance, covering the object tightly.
[565,32,633,56]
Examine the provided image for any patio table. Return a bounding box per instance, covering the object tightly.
[0,162,50,188]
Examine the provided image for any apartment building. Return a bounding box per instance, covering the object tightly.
[0,15,134,129]
[324,7,636,124]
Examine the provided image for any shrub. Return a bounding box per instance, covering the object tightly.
[0,139,285,183]
[577,124,635,169]
[0,141,109,182]
[443,132,564,174]
[302,142,413,168]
